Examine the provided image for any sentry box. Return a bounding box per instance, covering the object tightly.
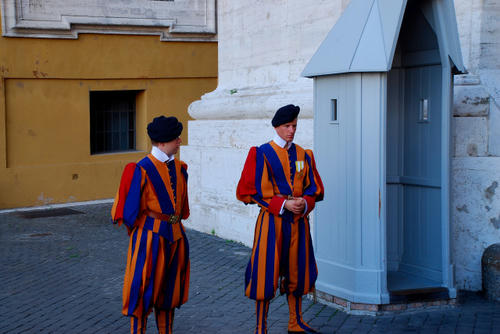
[303,0,465,306]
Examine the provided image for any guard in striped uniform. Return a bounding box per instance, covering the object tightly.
[236,105,324,334]
[111,116,190,334]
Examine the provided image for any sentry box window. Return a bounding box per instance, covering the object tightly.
[330,99,338,123]
[419,98,430,122]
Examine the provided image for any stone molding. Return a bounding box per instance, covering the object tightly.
[188,83,314,120]
[1,0,216,41]
[453,75,490,117]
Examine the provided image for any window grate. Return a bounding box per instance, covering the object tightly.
[90,91,137,154]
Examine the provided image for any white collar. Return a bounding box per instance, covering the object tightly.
[272,134,292,150]
[151,146,174,163]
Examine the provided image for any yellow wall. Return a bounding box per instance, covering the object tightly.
[0,33,217,208]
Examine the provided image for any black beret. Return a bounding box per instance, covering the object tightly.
[271,104,300,127]
[147,116,183,143]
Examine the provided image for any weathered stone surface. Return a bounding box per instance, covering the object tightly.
[478,0,500,71]
[482,243,500,301]
[453,85,490,117]
[454,75,482,86]
[187,119,275,148]
[188,84,314,119]
[440,0,500,157]
[486,92,500,157]
[452,157,500,290]
[454,0,483,71]
[453,117,488,157]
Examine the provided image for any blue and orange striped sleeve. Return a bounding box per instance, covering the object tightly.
[303,149,324,215]
[111,163,146,231]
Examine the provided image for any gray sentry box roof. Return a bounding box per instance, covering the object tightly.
[302,0,464,77]
[303,0,465,305]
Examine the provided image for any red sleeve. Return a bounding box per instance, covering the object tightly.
[303,195,316,216]
[236,147,258,203]
[268,196,286,216]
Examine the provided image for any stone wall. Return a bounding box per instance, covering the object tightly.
[451,0,500,290]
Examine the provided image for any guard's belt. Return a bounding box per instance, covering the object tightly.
[146,210,180,224]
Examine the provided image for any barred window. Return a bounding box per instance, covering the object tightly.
[90,91,137,154]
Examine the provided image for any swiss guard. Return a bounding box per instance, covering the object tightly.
[111,116,190,334]
[236,105,325,334]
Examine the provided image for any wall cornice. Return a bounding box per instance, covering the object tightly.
[1,0,216,41]
[188,83,313,120]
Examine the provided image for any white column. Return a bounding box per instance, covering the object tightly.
[181,0,344,245]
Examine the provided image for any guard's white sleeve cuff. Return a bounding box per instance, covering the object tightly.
[279,200,287,215]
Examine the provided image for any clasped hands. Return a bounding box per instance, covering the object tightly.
[284,197,306,215]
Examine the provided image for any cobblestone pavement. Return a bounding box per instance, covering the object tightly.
[0,203,499,334]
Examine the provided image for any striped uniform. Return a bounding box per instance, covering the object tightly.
[236,141,324,301]
[111,154,190,328]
